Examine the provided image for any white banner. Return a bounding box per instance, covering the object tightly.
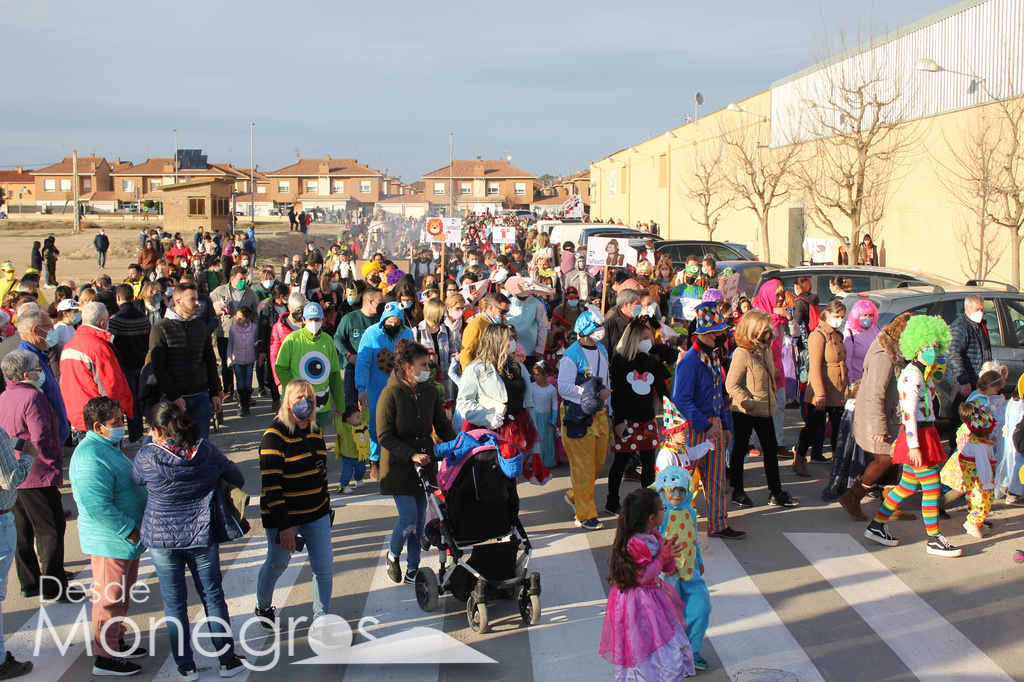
[586,235,637,268]
[492,224,517,244]
[719,273,740,300]
[442,217,463,244]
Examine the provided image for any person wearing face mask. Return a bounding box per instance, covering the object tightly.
[606,319,670,514]
[13,307,70,445]
[946,294,993,448]
[504,277,549,369]
[670,302,745,540]
[310,274,344,338]
[67,397,150,676]
[458,322,537,445]
[563,251,595,302]
[842,299,880,383]
[355,301,415,480]
[269,292,308,393]
[210,267,259,402]
[671,264,705,301]
[378,339,456,585]
[275,302,346,431]
[727,310,798,510]
[864,315,962,558]
[459,293,511,372]
[0,262,19,302]
[255,379,335,631]
[109,286,151,445]
[388,278,424,329]
[53,298,81,346]
[254,268,278,303]
[334,286,381,400]
[149,283,223,439]
[601,288,642,354]
[795,299,850,476]
[0,350,81,603]
[134,282,166,326]
[553,285,584,336]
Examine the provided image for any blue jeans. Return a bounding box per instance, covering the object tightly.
[339,457,366,488]
[0,512,16,659]
[149,544,234,666]
[164,393,212,440]
[257,513,333,619]
[97,250,106,267]
[232,364,254,392]
[389,494,427,571]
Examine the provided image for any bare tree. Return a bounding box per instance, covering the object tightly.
[682,137,732,240]
[722,119,798,263]
[794,29,921,257]
[982,92,1024,287]
[936,109,1006,280]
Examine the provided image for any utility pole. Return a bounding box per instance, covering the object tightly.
[72,149,81,233]
[449,133,454,219]
[173,129,179,184]
[250,121,255,220]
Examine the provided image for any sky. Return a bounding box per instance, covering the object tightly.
[1,0,946,181]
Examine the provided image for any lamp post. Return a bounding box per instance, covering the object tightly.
[915,57,986,94]
[249,121,255,219]
[173,129,178,184]
[664,132,679,236]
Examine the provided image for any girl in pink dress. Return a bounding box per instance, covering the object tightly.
[600,488,696,680]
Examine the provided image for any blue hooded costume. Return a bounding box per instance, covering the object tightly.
[355,301,415,462]
[653,466,712,661]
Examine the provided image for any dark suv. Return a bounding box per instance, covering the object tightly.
[753,266,957,306]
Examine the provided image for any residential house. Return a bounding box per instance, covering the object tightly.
[31,154,112,213]
[158,178,234,234]
[422,157,537,214]
[110,156,242,211]
[553,169,591,206]
[264,156,385,213]
[0,168,35,214]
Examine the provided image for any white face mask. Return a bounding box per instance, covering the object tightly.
[508,339,518,353]
[589,328,606,342]
[262,279,274,289]
[637,339,653,353]
[828,317,844,329]
[415,369,431,383]
[968,310,984,324]
[306,320,323,335]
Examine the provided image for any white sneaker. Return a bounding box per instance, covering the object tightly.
[355,479,365,488]
[340,485,355,495]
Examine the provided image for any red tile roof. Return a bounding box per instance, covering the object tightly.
[409,181,426,192]
[532,195,572,205]
[111,158,233,177]
[232,193,276,202]
[422,159,536,180]
[376,195,432,204]
[0,171,34,183]
[266,158,382,178]
[31,156,108,175]
[296,192,353,201]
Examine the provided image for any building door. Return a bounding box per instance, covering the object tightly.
[788,208,805,267]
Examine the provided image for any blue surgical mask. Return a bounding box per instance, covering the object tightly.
[331,282,339,291]
[567,299,579,308]
[291,398,315,420]
[24,371,45,389]
[399,301,413,310]
[105,426,126,445]
[153,291,162,304]
[45,328,59,348]
[72,312,82,325]
[347,296,358,306]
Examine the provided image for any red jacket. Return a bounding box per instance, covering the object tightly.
[58,324,134,431]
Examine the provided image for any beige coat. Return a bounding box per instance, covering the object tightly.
[852,330,907,455]
[805,320,849,407]
[726,341,778,418]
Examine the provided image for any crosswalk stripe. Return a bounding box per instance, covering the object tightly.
[527,532,608,680]
[5,557,156,682]
[703,537,827,681]
[341,541,443,682]
[148,533,304,681]
[787,532,1015,682]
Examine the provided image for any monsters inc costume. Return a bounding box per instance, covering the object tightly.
[355,301,414,462]
[654,466,712,661]
[274,320,346,426]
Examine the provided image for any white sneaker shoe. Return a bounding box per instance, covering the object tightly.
[355,479,365,488]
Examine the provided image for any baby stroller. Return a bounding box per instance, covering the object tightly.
[414,429,542,634]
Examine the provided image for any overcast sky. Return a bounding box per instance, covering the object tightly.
[2,0,942,180]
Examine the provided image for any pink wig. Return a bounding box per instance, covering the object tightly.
[849,298,878,330]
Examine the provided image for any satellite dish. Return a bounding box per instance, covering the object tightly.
[695,92,705,106]
[506,155,512,161]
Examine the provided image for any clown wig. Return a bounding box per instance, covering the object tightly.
[848,299,879,333]
[898,315,952,360]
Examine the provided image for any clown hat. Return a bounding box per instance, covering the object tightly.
[662,396,689,434]
[693,302,729,334]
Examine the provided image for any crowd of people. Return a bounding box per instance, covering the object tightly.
[0,212,1019,680]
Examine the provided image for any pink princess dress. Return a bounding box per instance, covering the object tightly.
[600,530,695,680]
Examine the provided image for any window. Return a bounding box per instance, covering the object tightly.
[257,186,266,194]
[59,179,71,192]
[1003,299,1024,347]
[937,297,1002,346]
[306,181,317,193]
[43,179,55,192]
[486,182,499,195]
[149,180,161,190]
[433,182,445,195]
[82,178,91,191]
[278,181,290,193]
[360,181,371,194]
[121,180,134,192]
[332,180,344,194]
[514,182,526,196]
[188,197,206,216]
[460,182,471,195]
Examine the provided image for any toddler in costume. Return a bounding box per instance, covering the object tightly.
[951,401,998,538]
[531,362,559,468]
[335,404,370,493]
[600,488,695,680]
[656,397,713,472]
[654,466,712,671]
[864,315,962,558]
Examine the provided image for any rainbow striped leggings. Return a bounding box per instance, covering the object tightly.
[874,464,942,535]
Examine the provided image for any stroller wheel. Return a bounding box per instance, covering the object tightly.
[466,596,490,634]
[519,588,541,626]
[1014,550,1024,564]
[415,568,439,612]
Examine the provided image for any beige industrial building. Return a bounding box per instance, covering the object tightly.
[590,0,1024,285]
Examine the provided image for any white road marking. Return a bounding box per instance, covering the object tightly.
[527,532,608,680]
[703,537,826,681]
[787,532,1015,682]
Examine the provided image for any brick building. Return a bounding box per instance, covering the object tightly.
[158,178,234,234]
[422,158,537,213]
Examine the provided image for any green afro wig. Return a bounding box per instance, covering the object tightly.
[899,315,952,360]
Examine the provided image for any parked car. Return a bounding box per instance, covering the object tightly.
[752,266,958,308]
[845,281,1024,417]
[723,241,758,260]
[638,239,749,265]
[501,209,535,220]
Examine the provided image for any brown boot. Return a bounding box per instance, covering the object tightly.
[792,453,811,477]
[881,485,918,520]
[839,480,869,521]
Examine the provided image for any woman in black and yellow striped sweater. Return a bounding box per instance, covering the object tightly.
[255,379,332,631]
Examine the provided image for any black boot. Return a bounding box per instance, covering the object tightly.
[239,389,251,417]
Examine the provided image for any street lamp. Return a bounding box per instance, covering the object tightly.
[249,122,255,219]
[173,129,178,184]
[915,57,985,94]
[727,102,769,121]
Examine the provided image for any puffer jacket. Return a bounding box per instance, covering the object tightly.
[852,330,907,455]
[132,438,246,548]
[726,340,778,418]
[269,312,300,385]
[947,313,993,389]
[805,320,848,407]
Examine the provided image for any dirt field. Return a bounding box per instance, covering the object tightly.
[0,218,381,286]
